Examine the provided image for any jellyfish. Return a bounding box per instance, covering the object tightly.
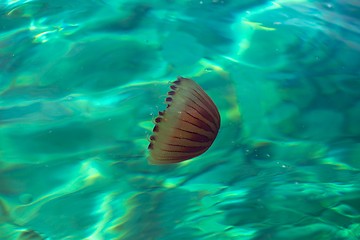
[148,76,220,165]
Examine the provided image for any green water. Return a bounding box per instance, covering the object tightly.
[1,0,360,239]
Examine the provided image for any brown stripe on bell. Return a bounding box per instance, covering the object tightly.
[148,76,221,165]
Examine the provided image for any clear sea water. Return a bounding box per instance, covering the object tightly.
[1,0,360,239]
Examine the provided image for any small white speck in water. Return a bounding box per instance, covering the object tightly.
[326,3,333,9]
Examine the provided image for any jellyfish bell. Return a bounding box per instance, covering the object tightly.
[148,76,221,165]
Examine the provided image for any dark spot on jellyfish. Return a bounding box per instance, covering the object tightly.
[147,76,221,165]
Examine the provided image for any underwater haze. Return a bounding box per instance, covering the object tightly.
[1,0,360,239]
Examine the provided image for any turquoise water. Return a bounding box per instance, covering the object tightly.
[1,0,360,239]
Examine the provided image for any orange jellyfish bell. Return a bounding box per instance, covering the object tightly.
[148,76,221,165]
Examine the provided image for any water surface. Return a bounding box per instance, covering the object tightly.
[1,0,360,239]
